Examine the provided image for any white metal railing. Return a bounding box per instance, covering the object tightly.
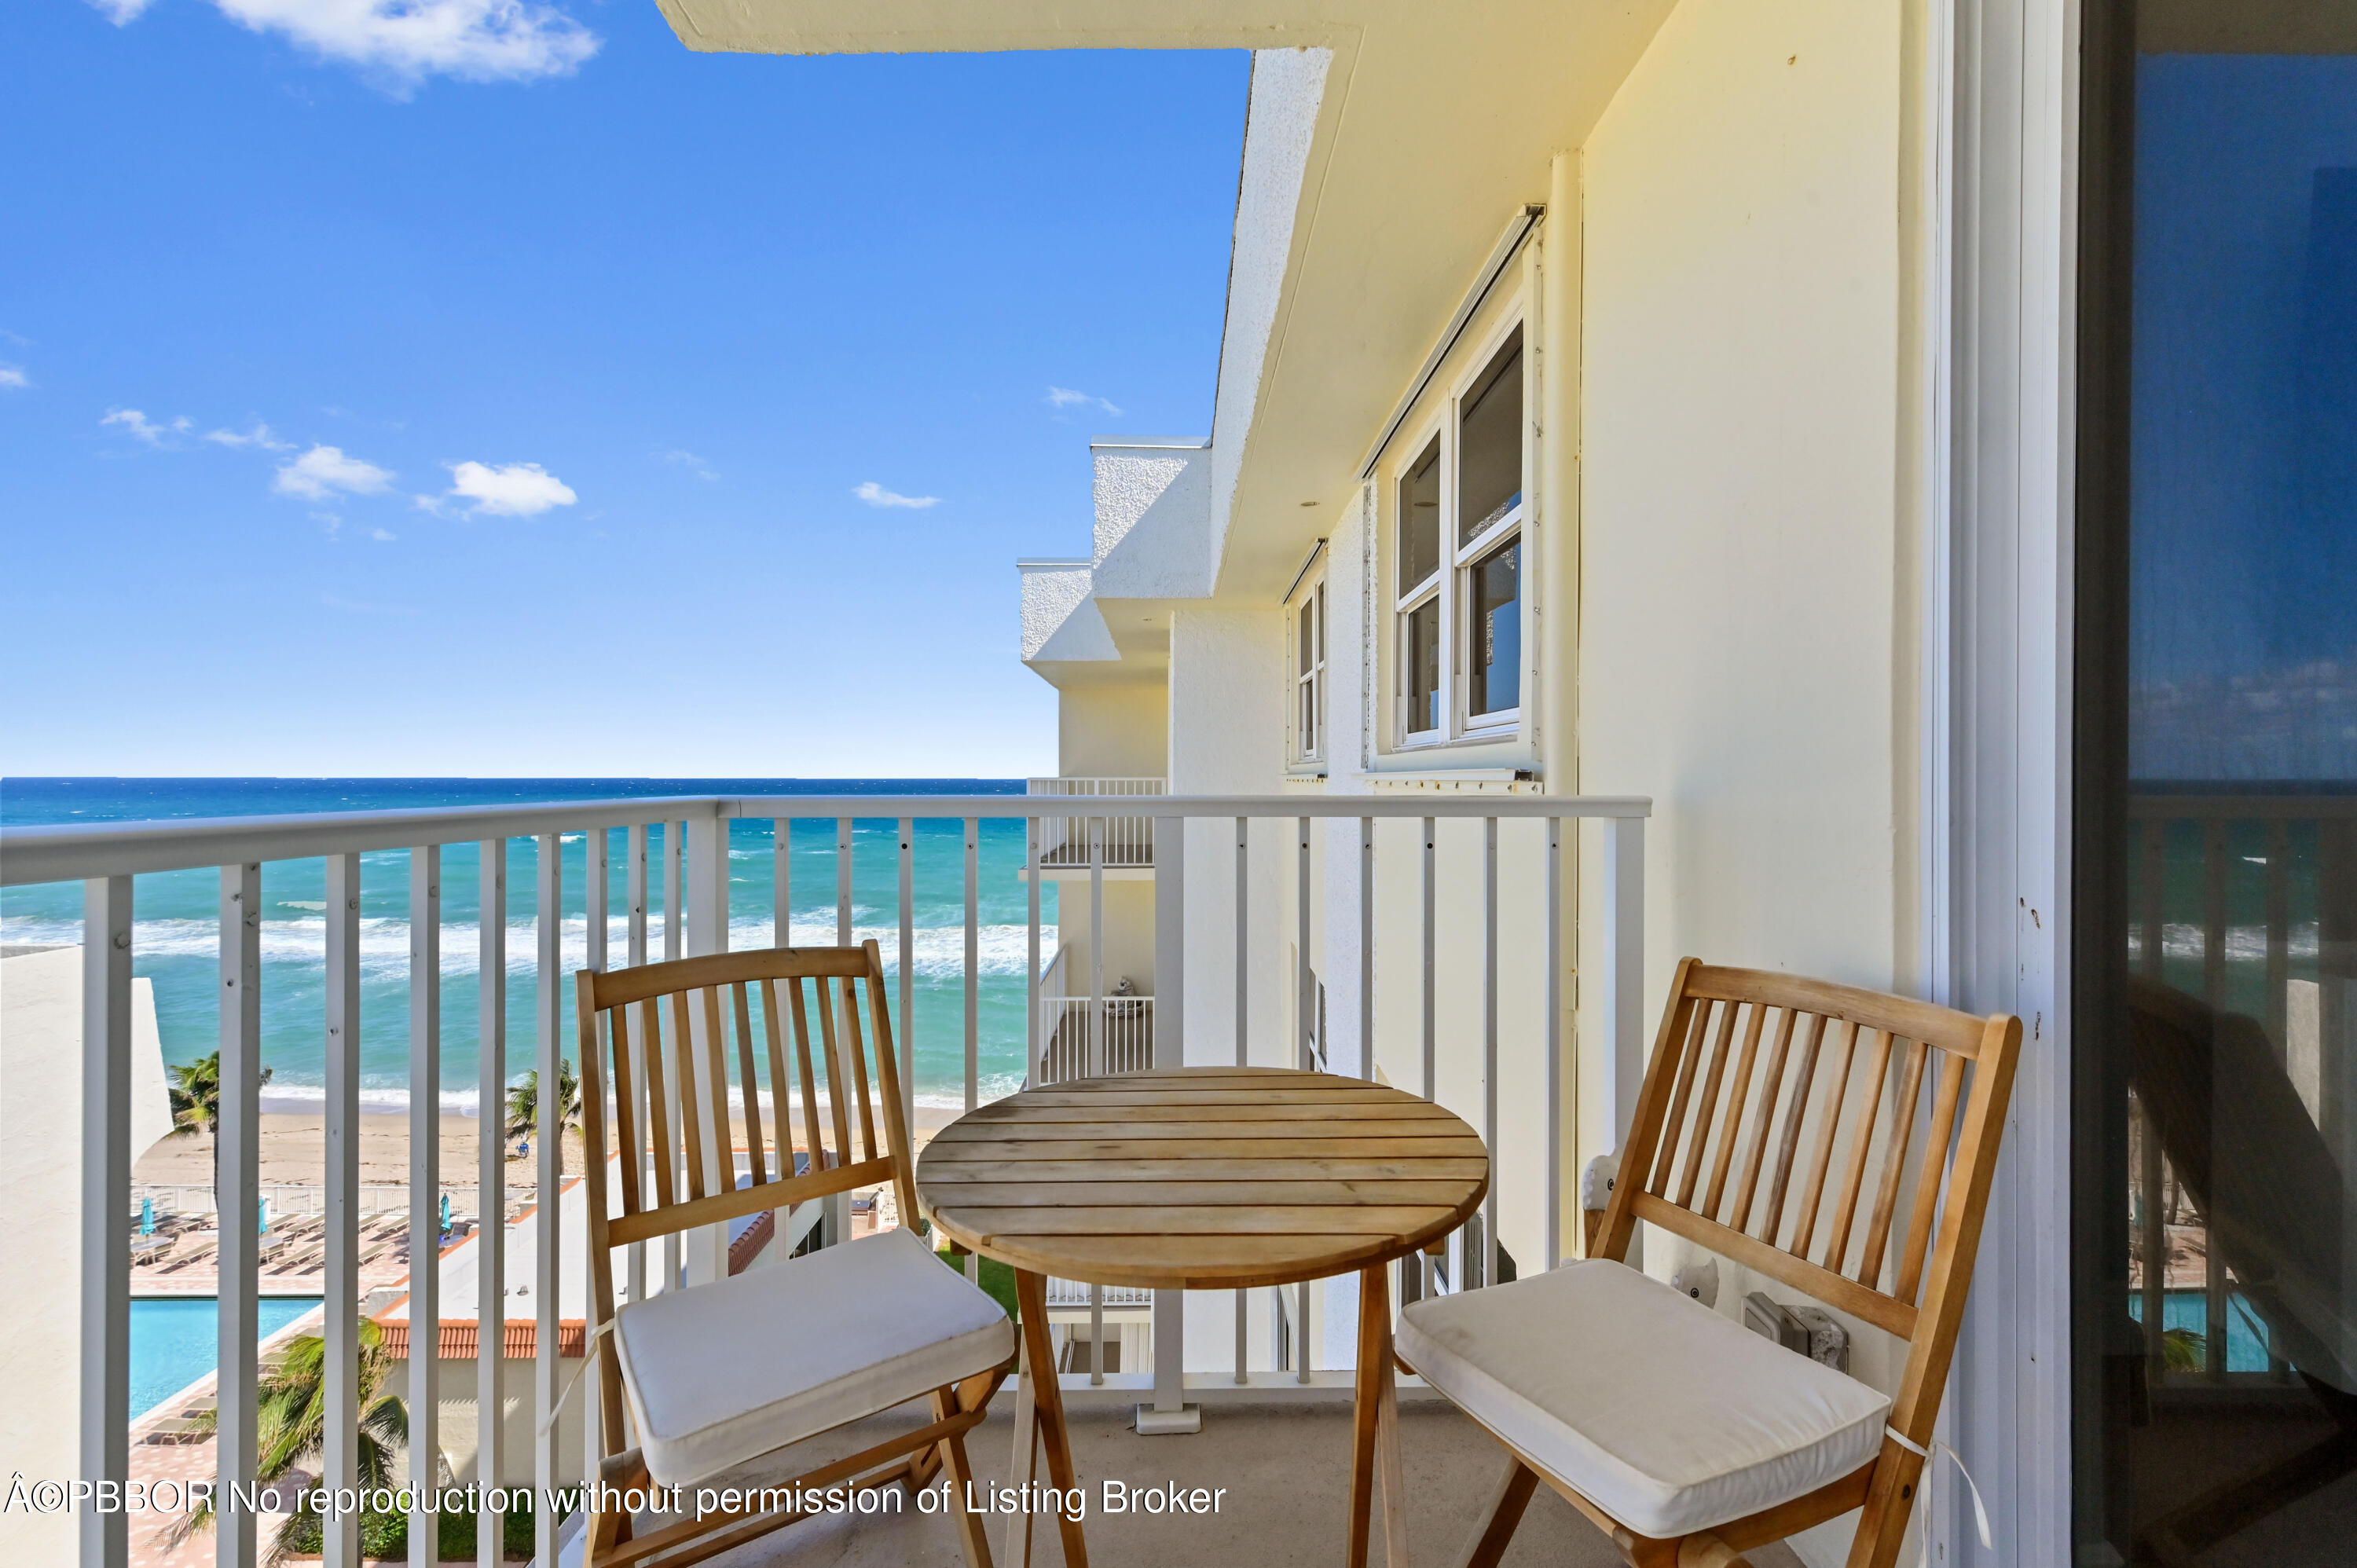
[2,788,1648,1568]
[1036,995,1155,1082]
[2122,792,2357,1383]
[1026,776,1163,867]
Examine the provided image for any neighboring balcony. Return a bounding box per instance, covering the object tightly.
[1023,776,1164,874]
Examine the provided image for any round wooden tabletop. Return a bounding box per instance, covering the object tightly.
[915,1066,1489,1291]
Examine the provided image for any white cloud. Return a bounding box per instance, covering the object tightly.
[86,0,154,24]
[274,444,394,500]
[658,449,717,481]
[1047,386,1123,416]
[854,481,940,510]
[207,1,599,91]
[368,527,397,542]
[0,366,29,390]
[205,422,295,451]
[444,460,576,516]
[102,408,192,445]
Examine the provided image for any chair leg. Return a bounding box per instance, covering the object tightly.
[1675,1533,1752,1568]
[933,1387,996,1568]
[1450,1456,1539,1568]
[1014,1269,1090,1568]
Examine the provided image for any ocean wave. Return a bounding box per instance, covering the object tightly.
[0,913,1056,982]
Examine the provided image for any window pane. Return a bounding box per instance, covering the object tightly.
[1400,438,1441,589]
[1299,599,1314,675]
[1468,535,1520,716]
[1406,598,1441,734]
[1459,331,1523,544]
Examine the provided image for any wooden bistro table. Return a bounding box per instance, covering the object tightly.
[915,1065,1489,1568]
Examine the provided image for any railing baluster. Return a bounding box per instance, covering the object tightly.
[836,818,853,946]
[966,817,981,1109]
[405,850,438,1568]
[1421,816,1436,1101]
[2138,815,2165,980]
[665,821,685,962]
[82,874,133,1568]
[1298,817,1312,1070]
[2201,819,2228,1008]
[476,837,506,1567]
[2266,819,2290,1053]
[1483,817,1500,1294]
[899,816,915,1127]
[1604,812,1646,1269]
[1234,815,1248,1382]
[1545,816,1563,1269]
[1027,816,1041,1088]
[1360,817,1375,1083]
[1089,815,1105,1079]
[324,853,361,1568]
[774,815,793,947]
[627,823,653,1305]
[582,828,608,1481]
[220,863,262,1568]
[533,835,562,1566]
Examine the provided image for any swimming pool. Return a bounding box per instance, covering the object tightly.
[131,1297,320,1418]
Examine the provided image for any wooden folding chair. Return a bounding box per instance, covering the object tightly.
[1398,958,2020,1568]
[574,941,1016,1568]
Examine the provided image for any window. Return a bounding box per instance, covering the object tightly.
[1292,575,1326,764]
[1392,323,1528,745]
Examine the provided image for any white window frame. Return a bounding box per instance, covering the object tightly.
[1289,570,1328,766]
[1387,310,1533,752]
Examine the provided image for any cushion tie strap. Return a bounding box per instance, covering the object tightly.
[1883,1424,1992,1561]
[537,1317,619,1436]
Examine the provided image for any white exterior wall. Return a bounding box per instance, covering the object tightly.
[1572,0,1915,1559]
[0,949,172,1563]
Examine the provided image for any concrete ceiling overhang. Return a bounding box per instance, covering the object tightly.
[661,0,1679,602]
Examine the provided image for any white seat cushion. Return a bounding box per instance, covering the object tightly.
[613,1225,1014,1486]
[1398,1260,1890,1538]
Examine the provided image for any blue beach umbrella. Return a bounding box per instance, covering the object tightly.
[138,1197,153,1236]
[258,1197,269,1236]
[440,1193,452,1233]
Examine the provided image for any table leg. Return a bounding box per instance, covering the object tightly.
[1350,1262,1409,1568]
[1007,1313,1039,1568]
[1014,1269,1090,1568]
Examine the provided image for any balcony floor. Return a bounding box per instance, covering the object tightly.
[696,1398,1809,1567]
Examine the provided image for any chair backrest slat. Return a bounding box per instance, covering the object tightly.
[610,1003,643,1216]
[1857,1036,1930,1288]
[733,983,766,1185]
[1727,1006,1799,1231]
[1790,1020,1860,1255]
[669,990,707,1201]
[783,976,827,1169]
[698,987,735,1185]
[838,976,879,1164]
[1595,958,2023,1470]
[1649,998,1713,1194]
[1894,1051,1968,1302]
[1761,1011,1830,1241]
[813,978,856,1166]
[757,980,797,1178]
[1823,1028,1897,1275]
[1703,1002,1770,1222]
[1674,1001,1742,1209]
[642,996,676,1209]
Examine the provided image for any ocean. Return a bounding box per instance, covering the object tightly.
[0,779,1058,1112]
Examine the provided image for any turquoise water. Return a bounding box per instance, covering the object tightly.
[2126,1288,2275,1373]
[131,1297,320,1417]
[0,779,1056,1108]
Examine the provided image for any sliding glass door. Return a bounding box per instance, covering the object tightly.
[2075,5,2357,1561]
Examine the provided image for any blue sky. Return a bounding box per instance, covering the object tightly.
[0,2,1246,777]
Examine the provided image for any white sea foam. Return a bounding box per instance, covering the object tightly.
[0,914,1056,982]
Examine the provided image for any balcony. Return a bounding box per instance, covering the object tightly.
[1,788,1648,1566]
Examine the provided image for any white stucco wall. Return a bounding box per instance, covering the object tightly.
[1091,441,1213,600]
[1573,2,1912,1559]
[0,947,173,1562]
[1208,47,1331,577]
[1018,561,1120,665]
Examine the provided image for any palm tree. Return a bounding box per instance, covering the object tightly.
[170,1317,416,1564]
[504,1057,581,1153]
[167,1051,273,1207]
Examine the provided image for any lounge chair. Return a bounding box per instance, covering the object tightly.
[1399,959,2020,1568]
[572,941,1015,1567]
